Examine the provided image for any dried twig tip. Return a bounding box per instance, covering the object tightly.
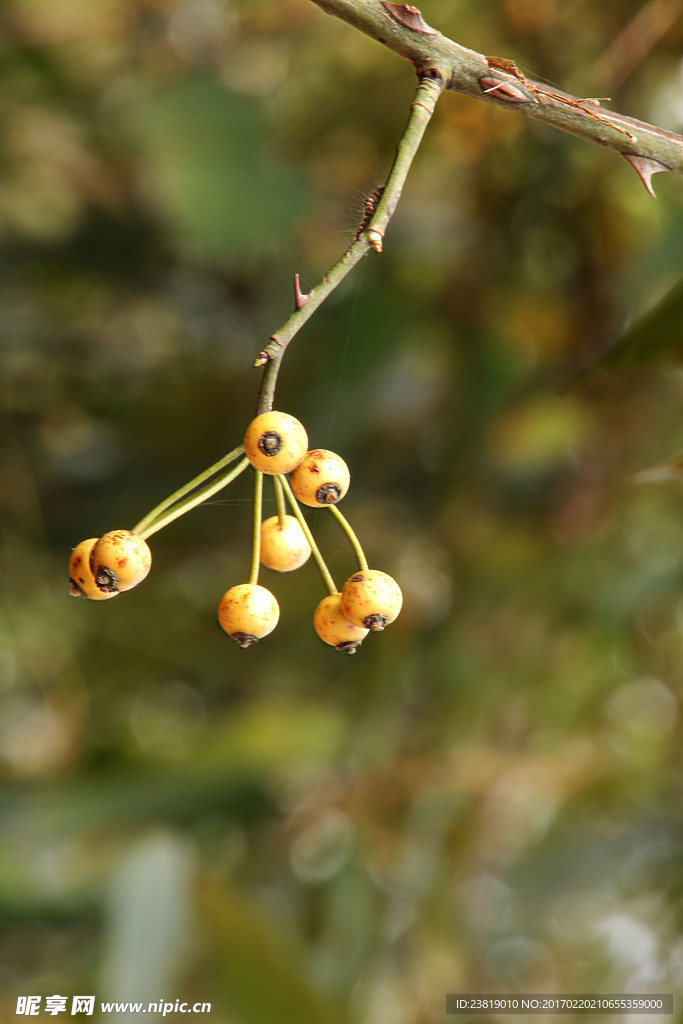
[367,229,383,253]
[254,335,282,367]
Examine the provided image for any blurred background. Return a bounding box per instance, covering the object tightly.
[1,0,683,1020]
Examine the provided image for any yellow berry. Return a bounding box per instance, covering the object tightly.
[217,583,279,647]
[313,593,368,654]
[90,530,152,594]
[289,449,350,507]
[244,411,308,475]
[69,538,118,601]
[340,570,402,631]
[260,516,311,572]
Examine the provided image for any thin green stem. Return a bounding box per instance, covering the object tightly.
[133,445,245,536]
[248,470,263,586]
[328,504,369,572]
[253,73,445,416]
[136,456,250,540]
[254,238,370,414]
[273,474,287,528]
[365,74,445,253]
[278,475,337,596]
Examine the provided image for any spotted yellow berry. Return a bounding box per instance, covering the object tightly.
[340,569,402,631]
[217,583,279,647]
[69,538,119,600]
[244,411,308,475]
[313,593,368,654]
[89,530,152,594]
[289,449,350,507]
[260,516,311,572]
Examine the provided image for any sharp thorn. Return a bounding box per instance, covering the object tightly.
[623,153,669,198]
[294,273,311,309]
[479,75,530,104]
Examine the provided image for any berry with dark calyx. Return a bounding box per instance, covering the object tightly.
[217,583,279,647]
[313,593,368,654]
[260,516,311,572]
[90,530,152,594]
[244,411,308,476]
[69,538,119,600]
[341,570,402,632]
[289,449,350,507]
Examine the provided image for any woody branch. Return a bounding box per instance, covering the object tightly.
[309,0,683,196]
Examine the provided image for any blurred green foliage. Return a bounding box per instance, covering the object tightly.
[1,0,683,1020]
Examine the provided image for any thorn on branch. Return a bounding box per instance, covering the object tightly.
[479,76,531,104]
[294,273,311,309]
[380,2,436,34]
[486,54,638,142]
[623,153,669,197]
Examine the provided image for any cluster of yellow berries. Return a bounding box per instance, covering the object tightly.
[68,410,402,655]
[223,410,402,653]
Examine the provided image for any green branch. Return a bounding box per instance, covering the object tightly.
[254,237,370,415]
[253,71,445,414]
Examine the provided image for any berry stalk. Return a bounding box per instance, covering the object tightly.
[248,470,264,587]
[134,455,250,541]
[278,474,337,596]
[328,504,369,572]
[134,445,246,537]
[273,473,288,528]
